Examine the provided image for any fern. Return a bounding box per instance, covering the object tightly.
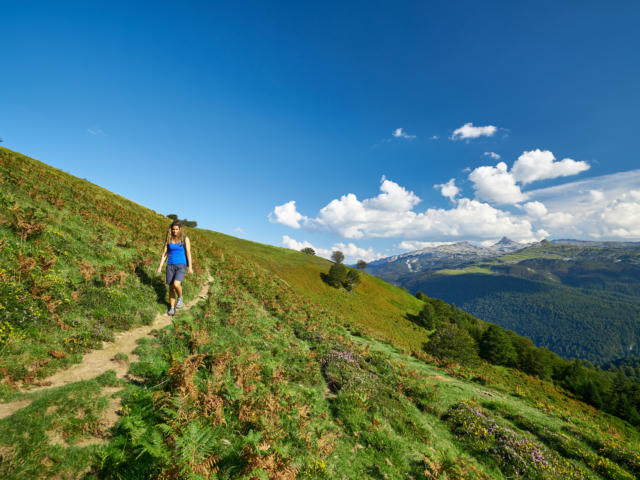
[174,419,219,477]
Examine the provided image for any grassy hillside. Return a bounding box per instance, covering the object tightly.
[0,147,424,388]
[2,147,640,479]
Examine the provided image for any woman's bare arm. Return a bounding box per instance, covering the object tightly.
[185,237,194,274]
[156,243,168,274]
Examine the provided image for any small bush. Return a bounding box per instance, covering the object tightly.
[424,323,479,366]
[325,263,347,289]
[344,269,360,291]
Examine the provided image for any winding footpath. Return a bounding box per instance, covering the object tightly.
[0,276,212,421]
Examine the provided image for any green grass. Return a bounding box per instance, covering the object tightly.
[209,230,429,352]
[0,371,124,479]
[434,266,495,275]
[2,147,640,479]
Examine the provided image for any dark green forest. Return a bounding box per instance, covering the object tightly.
[398,256,640,363]
[414,293,640,426]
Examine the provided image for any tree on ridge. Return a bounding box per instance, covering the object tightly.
[331,251,345,264]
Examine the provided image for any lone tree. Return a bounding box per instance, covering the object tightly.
[356,259,367,270]
[331,250,345,264]
[326,262,347,288]
[301,247,316,255]
[166,214,198,228]
[344,269,361,291]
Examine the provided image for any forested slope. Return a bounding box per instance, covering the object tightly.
[394,247,640,363]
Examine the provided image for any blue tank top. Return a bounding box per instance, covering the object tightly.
[167,240,187,265]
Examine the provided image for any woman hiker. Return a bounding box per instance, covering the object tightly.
[156,220,193,316]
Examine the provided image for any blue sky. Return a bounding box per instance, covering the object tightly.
[3,1,640,262]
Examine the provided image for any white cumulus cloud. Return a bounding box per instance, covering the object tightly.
[333,242,385,263]
[511,149,590,185]
[392,128,416,139]
[281,178,542,243]
[522,201,573,229]
[524,171,640,239]
[282,235,317,251]
[281,236,381,263]
[367,177,421,211]
[310,178,421,238]
[434,178,460,202]
[484,151,501,160]
[269,200,307,228]
[451,123,497,140]
[599,191,640,238]
[523,201,548,218]
[468,162,527,205]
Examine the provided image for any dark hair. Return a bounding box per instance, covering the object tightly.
[165,221,185,244]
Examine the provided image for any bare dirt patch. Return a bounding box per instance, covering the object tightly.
[46,428,67,447]
[0,399,32,419]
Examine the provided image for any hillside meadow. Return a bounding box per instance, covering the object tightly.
[1,147,640,479]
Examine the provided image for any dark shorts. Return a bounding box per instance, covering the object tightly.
[166,264,187,285]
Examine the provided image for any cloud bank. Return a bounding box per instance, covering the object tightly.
[271,177,543,243]
[270,151,640,258]
[282,235,383,263]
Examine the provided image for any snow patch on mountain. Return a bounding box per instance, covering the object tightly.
[367,237,529,275]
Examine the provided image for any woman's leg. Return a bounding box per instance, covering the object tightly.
[172,280,182,303]
[169,284,176,307]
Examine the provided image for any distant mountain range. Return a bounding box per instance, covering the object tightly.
[368,238,640,279]
[366,237,529,281]
[367,238,640,363]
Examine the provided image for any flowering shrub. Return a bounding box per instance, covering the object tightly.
[320,349,374,394]
[301,459,327,479]
[446,400,584,479]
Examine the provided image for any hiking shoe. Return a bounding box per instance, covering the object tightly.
[168,307,176,316]
[176,297,184,309]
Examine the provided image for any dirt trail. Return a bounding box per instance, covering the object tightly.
[0,276,212,420]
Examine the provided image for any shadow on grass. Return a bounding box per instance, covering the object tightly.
[135,265,168,306]
[405,312,426,329]
[320,272,340,289]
